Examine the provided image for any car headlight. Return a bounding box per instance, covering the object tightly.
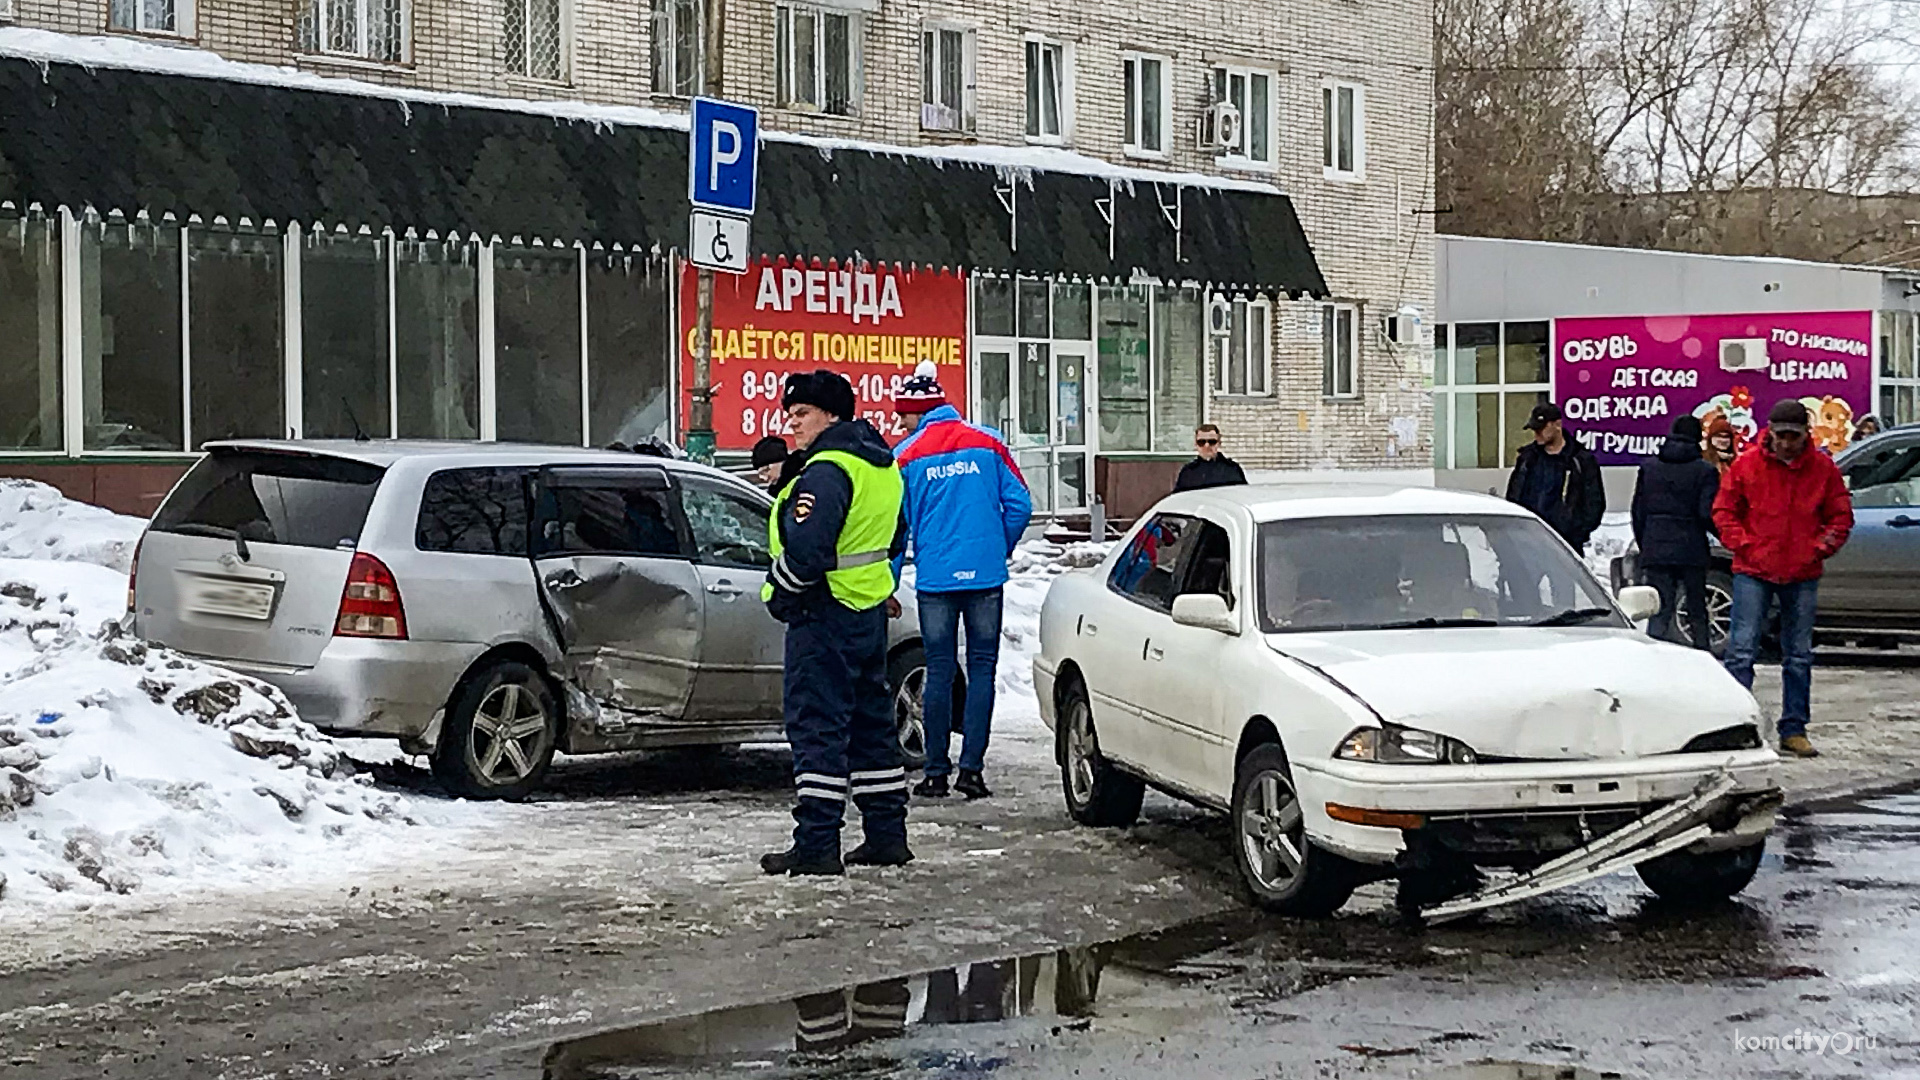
[1336,724,1479,765]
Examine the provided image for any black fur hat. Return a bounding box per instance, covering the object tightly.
[782,369,857,422]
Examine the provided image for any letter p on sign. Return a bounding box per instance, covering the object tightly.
[689,97,760,217]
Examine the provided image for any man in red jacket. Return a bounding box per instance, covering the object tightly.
[1712,399,1854,758]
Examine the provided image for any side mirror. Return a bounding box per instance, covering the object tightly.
[1171,593,1239,635]
[1617,585,1661,624]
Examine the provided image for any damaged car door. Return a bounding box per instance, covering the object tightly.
[530,466,703,745]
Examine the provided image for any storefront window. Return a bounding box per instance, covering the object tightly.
[1152,286,1205,453]
[190,226,286,445]
[1883,312,1919,425]
[1434,321,1548,469]
[974,277,1014,337]
[1096,284,1150,451]
[302,232,390,439]
[1019,340,1051,444]
[978,348,1012,434]
[395,237,480,440]
[1017,279,1050,339]
[81,216,183,451]
[0,215,62,451]
[1053,281,1092,340]
[494,246,582,445]
[1503,321,1549,383]
[586,253,672,446]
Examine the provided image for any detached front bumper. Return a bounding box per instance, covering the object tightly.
[1292,749,1779,865]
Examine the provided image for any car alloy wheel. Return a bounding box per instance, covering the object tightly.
[1064,698,1099,809]
[1239,766,1307,893]
[894,665,928,765]
[469,682,553,786]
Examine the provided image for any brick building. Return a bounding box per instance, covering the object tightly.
[0,0,1434,517]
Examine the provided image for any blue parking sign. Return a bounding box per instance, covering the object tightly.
[689,98,760,216]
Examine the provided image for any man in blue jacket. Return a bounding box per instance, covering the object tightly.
[892,362,1033,799]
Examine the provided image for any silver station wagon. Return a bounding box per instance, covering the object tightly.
[130,441,942,799]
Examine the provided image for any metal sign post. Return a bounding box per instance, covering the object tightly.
[685,0,756,464]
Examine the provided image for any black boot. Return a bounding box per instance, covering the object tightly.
[760,848,845,876]
[846,840,915,867]
[912,774,950,799]
[954,770,992,800]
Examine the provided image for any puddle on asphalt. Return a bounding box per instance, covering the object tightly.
[541,914,1265,1079]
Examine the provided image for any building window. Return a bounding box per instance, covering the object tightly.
[298,0,406,63]
[1323,81,1364,180]
[1881,312,1920,426]
[1212,295,1270,396]
[1432,321,1550,470]
[109,0,191,36]
[1322,303,1358,398]
[1212,65,1274,168]
[1123,53,1168,156]
[494,246,582,445]
[650,0,700,96]
[189,227,286,445]
[776,3,859,116]
[394,237,480,440]
[506,0,567,83]
[0,214,62,452]
[1025,38,1069,143]
[302,231,390,439]
[921,24,974,132]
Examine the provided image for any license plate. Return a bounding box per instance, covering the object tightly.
[182,577,277,621]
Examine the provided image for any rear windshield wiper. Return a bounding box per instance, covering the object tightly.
[166,523,252,562]
[1372,616,1501,630]
[1531,606,1615,627]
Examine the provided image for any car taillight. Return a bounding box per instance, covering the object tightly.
[335,553,408,639]
[127,533,145,616]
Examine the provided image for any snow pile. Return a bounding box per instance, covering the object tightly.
[0,556,409,904]
[0,480,146,572]
[1587,511,1634,587]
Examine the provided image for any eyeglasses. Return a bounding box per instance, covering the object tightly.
[1195,438,1220,447]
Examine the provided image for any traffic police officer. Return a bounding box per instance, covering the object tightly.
[760,370,912,876]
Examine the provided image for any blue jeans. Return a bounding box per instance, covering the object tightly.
[1723,574,1818,739]
[919,587,1003,777]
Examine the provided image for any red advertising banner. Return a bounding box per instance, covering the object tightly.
[679,258,969,450]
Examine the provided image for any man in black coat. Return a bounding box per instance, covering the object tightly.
[1630,414,1720,649]
[1174,424,1249,493]
[1506,403,1606,553]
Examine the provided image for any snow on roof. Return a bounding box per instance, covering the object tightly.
[0,27,1281,196]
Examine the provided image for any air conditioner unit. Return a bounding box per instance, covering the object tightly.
[1197,101,1243,153]
[1206,294,1233,336]
[1384,309,1421,344]
[1720,337,1770,373]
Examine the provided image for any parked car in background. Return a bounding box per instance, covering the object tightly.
[130,441,942,799]
[1612,424,1920,655]
[1033,485,1780,918]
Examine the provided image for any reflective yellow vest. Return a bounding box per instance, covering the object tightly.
[764,449,904,611]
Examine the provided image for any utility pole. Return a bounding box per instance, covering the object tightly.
[686,0,728,464]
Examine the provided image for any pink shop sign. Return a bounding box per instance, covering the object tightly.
[1553,311,1874,465]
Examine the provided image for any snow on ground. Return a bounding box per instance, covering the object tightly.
[0,487,440,907]
[0,480,145,572]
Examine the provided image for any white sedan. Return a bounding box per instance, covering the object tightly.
[1033,485,1781,919]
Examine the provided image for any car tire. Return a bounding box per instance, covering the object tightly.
[1058,682,1144,828]
[1636,840,1765,905]
[889,645,959,773]
[431,660,561,801]
[1231,745,1357,918]
[1675,570,1736,659]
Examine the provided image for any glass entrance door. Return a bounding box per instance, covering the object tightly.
[970,277,1096,518]
[1053,350,1088,510]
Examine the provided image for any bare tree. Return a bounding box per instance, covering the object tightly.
[1437,0,1920,261]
